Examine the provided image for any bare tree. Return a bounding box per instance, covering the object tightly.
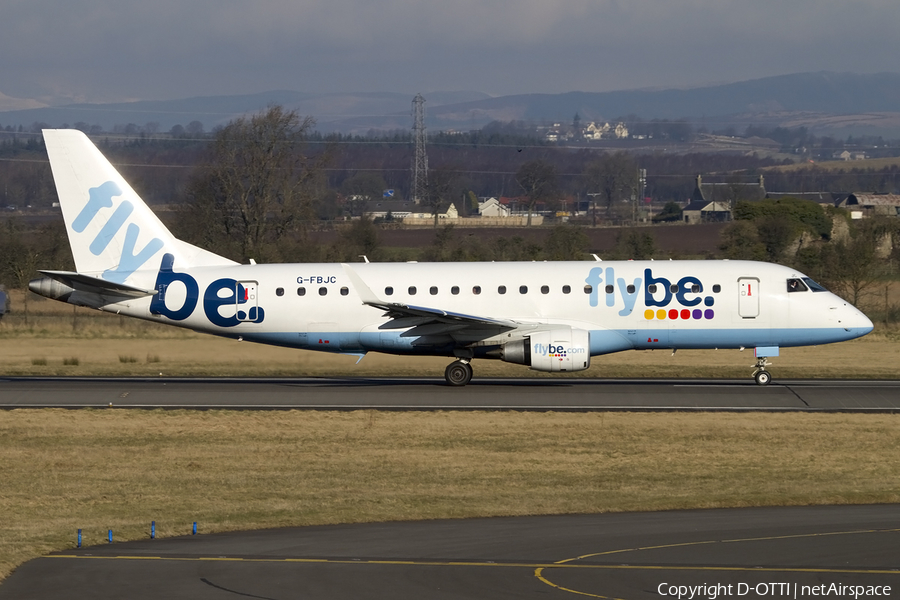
[181,106,328,262]
[585,152,637,220]
[515,160,559,226]
[342,172,386,217]
[818,226,886,307]
[425,168,458,228]
[0,221,42,324]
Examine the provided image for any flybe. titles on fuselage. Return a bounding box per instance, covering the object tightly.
[150,254,265,326]
[584,267,715,320]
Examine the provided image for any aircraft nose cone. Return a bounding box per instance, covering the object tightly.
[843,306,874,337]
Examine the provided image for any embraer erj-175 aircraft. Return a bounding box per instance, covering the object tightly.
[30,129,873,386]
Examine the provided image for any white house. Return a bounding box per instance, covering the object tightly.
[584,121,629,140]
[478,197,511,218]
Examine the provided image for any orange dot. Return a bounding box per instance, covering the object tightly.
[644,309,654,320]
[657,309,667,320]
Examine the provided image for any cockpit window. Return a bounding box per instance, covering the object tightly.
[787,278,808,293]
[802,277,828,292]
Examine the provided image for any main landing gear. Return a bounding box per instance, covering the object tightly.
[444,360,473,386]
[752,356,772,386]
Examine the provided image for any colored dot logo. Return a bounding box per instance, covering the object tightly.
[645,308,714,320]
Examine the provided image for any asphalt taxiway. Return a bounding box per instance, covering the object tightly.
[1,377,900,411]
[2,505,897,599]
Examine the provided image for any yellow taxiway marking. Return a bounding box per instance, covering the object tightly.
[45,554,899,575]
[535,528,900,598]
[45,527,900,600]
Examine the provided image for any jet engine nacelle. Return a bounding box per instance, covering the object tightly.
[29,277,75,302]
[498,328,591,372]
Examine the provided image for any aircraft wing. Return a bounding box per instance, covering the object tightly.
[341,264,519,342]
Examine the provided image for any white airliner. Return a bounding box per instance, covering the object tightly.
[30,129,873,386]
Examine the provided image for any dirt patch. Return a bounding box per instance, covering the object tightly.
[309,222,727,256]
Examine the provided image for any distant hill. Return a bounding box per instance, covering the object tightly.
[0,90,490,135]
[421,72,900,136]
[2,72,899,136]
[430,71,900,121]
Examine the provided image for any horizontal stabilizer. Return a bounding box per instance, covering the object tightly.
[38,270,157,298]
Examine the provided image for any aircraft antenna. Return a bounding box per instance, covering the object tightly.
[411,94,428,204]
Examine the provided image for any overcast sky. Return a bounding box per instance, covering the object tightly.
[3,0,899,105]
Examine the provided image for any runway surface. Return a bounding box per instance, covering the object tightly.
[2,377,900,411]
[2,505,897,599]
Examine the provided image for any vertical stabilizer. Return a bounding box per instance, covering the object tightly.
[43,129,235,285]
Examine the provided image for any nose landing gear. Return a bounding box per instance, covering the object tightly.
[444,360,473,386]
[752,356,772,386]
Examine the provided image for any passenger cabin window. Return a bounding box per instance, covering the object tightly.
[787,278,809,293]
[627,284,636,294]
[385,286,394,296]
[276,287,284,297]
[648,284,657,293]
[605,285,614,294]
[473,286,481,295]
[408,286,417,295]
[669,284,678,293]
[430,286,438,295]
[584,285,592,294]
[498,285,507,294]
[318,287,327,296]
[562,285,571,294]
[297,287,306,296]
[691,284,701,293]
[340,287,349,296]
[541,285,549,294]
[519,285,528,294]
[451,286,460,295]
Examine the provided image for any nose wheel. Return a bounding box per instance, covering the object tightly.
[754,369,771,386]
[444,360,473,386]
[752,356,772,386]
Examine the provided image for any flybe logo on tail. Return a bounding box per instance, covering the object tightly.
[71,181,164,283]
[585,267,716,320]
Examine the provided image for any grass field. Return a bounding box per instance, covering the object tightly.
[4,332,900,380]
[1,410,899,582]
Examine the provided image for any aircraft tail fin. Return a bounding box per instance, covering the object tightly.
[42,129,235,285]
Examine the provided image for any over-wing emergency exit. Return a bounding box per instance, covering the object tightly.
[30,129,873,386]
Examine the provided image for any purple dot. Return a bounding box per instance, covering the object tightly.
[693,309,702,319]
[704,309,714,319]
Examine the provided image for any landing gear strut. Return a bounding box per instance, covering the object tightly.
[444,360,473,386]
[752,356,772,386]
